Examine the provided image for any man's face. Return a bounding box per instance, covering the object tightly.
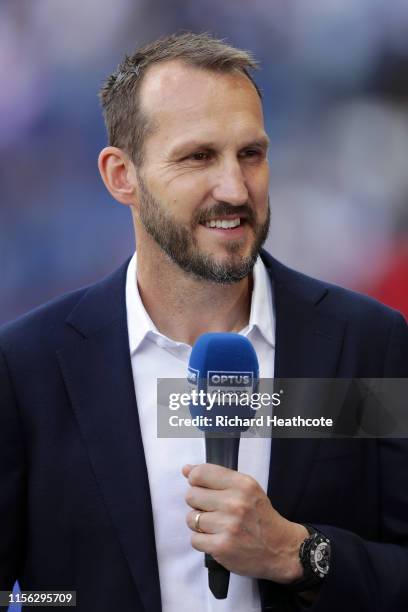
[134,60,270,283]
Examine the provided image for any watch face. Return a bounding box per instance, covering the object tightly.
[310,539,331,578]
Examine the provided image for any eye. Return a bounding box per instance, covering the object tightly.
[240,148,262,159]
[188,151,211,161]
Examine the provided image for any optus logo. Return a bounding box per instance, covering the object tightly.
[208,371,254,386]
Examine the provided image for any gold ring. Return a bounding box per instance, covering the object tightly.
[194,511,204,533]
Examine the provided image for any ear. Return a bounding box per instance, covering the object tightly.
[98,146,138,206]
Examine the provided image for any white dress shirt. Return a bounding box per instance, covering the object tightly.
[126,252,275,612]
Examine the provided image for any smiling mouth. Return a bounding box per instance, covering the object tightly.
[200,216,247,230]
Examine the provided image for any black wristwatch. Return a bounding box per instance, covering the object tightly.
[287,524,331,592]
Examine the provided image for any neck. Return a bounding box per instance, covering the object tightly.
[135,240,253,346]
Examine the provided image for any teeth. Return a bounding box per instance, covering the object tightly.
[204,218,241,229]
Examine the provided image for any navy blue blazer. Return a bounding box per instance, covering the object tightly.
[0,251,407,612]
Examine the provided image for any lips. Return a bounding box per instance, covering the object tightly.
[197,203,253,229]
[204,217,241,229]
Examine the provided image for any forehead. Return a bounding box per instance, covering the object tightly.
[138,60,265,147]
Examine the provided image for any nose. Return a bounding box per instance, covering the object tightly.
[211,159,249,206]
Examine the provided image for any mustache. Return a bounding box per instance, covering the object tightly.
[195,203,256,225]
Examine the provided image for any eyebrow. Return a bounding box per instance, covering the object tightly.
[169,136,270,158]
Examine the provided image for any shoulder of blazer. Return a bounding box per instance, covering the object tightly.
[260,249,405,328]
[0,258,131,356]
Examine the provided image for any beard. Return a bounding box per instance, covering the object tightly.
[137,177,270,284]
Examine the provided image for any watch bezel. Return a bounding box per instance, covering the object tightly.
[310,536,331,578]
[287,526,331,592]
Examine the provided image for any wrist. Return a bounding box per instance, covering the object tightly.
[284,522,309,583]
[267,521,309,584]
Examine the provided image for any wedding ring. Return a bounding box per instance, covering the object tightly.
[194,511,204,533]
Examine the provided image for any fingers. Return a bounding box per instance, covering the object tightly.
[184,508,221,556]
[183,463,247,490]
[186,509,221,534]
[184,464,263,518]
[190,531,219,554]
[182,464,196,478]
[185,485,222,512]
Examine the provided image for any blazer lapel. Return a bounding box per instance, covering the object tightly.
[57,262,162,612]
[261,254,347,519]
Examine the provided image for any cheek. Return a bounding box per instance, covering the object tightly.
[251,184,269,217]
[165,177,212,215]
[247,163,269,198]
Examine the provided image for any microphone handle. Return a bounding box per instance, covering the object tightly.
[205,434,240,469]
[204,434,240,599]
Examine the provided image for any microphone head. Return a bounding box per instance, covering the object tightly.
[187,332,259,433]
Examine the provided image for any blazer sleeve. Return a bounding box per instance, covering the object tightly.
[0,345,26,591]
[298,311,408,612]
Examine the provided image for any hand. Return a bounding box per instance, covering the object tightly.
[183,463,308,583]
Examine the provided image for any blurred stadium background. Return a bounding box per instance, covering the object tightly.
[1,0,408,329]
[2,3,408,608]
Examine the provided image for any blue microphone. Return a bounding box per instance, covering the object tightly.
[187,333,259,599]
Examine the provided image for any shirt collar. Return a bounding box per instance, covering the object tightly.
[126,252,275,355]
[126,252,169,355]
[245,254,275,347]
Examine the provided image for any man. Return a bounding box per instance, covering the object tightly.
[0,32,407,612]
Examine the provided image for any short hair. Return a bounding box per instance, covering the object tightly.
[98,32,261,166]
